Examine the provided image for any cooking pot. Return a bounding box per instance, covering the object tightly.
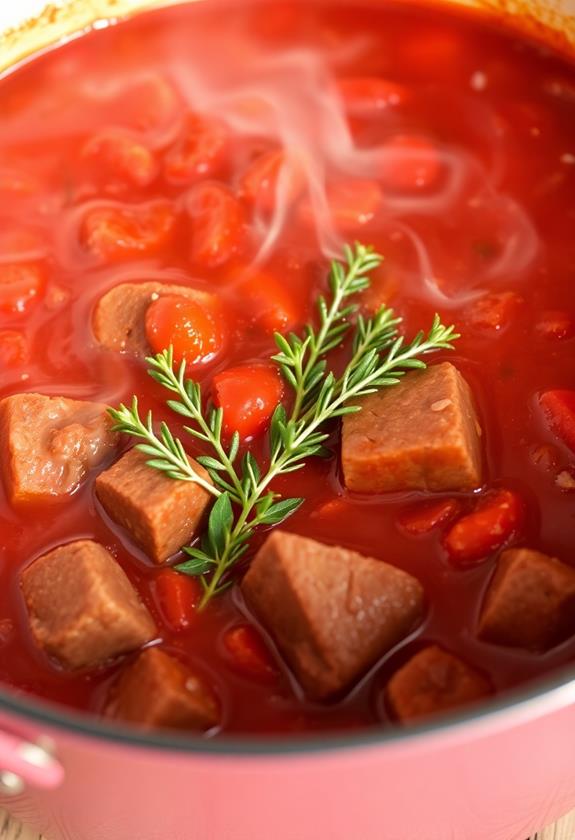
[0,2,574,839]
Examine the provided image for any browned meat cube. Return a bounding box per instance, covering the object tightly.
[478,548,575,651]
[21,540,156,669]
[95,447,212,563]
[107,647,219,730]
[386,645,491,723]
[241,531,425,699]
[0,393,117,504]
[92,281,214,356]
[342,362,482,493]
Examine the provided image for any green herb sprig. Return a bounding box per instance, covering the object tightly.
[110,243,458,608]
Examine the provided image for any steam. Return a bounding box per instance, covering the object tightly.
[163,28,539,306]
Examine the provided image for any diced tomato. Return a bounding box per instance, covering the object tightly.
[81,201,176,262]
[145,293,226,366]
[239,149,304,214]
[164,113,228,184]
[311,498,348,520]
[118,75,179,132]
[212,363,283,439]
[377,135,443,192]
[324,178,382,230]
[466,292,524,332]
[0,330,28,366]
[223,625,278,682]
[154,569,201,632]
[398,498,462,536]
[237,269,299,333]
[536,310,575,341]
[336,76,410,114]
[81,131,158,188]
[187,182,246,268]
[0,261,45,313]
[443,489,523,567]
[539,390,575,453]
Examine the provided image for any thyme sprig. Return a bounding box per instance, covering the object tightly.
[110,243,458,608]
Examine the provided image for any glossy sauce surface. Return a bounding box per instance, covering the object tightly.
[0,0,575,735]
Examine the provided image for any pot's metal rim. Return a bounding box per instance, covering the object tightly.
[1,664,574,756]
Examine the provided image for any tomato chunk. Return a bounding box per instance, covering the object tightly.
[0,330,28,366]
[237,270,299,333]
[377,135,443,192]
[239,149,303,214]
[212,363,283,439]
[187,182,246,268]
[467,292,524,333]
[324,179,382,230]
[164,113,228,184]
[81,131,158,188]
[117,76,179,131]
[154,569,201,631]
[536,310,575,341]
[0,261,44,313]
[336,76,409,114]
[223,625,278,682]
[443,489,523,567]
[398,498,462,536]
[145,294,225,366]
[539,390,575,453]
[81,202,176,262]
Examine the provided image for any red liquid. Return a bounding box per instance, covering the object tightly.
[0,0,574,735]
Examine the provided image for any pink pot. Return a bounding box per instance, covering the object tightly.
[1,3,575,839]
[1,670,575,840]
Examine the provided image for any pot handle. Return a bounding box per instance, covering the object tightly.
[0,730,64,794]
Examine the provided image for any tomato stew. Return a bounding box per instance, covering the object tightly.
[1,0,575,735]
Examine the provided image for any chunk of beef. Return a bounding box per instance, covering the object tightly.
[107,647,219,730]
[95,447,212,563]
[0,393,117,503]
[478,548,575,651]
[386,645,491,722]
[92,281,214,356]
[342,362,482,493]
[241,530,425,699]
[21,540,156,669]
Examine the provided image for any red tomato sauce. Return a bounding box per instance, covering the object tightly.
[0,0,575,735]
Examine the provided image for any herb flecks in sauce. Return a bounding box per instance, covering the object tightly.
[110,243,458,607]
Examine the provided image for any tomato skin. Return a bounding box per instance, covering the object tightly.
[539,390,575,453]
[154,569,201,632]
[398,498,462,536]
[164,113,228,185]
[0,261,45,314]
[336,76,410,114]
[145,294,225,366]
[212,363,283,439]
[81,201,176,262]
[443,489,523,567]
[237,269,299,333]
[467,292,524,332]
[223,625,278,682]
[187,182,246,269]
[239,149,303,214]
[377,135,443,192]
[0,330,28,366]
[81,131,158,189]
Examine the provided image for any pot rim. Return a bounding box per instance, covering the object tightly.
[1,664,574,756]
